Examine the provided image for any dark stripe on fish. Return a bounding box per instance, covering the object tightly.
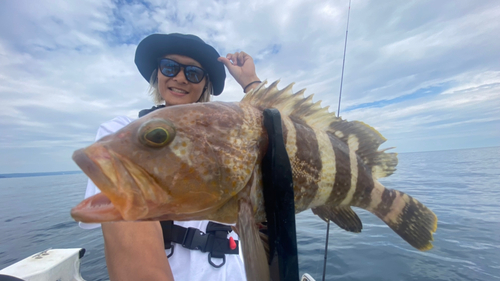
[375,188,397,218]
[351,157,374,208]
[325,134,351,205]
[290,117,321,210]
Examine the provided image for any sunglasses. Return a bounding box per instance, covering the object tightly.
[158,58,207,84]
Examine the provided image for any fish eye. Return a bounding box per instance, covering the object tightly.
[144,128,169,146]
[139,119,176,148]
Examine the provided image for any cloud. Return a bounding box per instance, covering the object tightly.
[0,0,499,172]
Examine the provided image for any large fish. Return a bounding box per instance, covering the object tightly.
[71,81,437,280]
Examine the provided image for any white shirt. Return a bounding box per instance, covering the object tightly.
[80,116,246,281]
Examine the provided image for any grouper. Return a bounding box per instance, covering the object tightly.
[71,81,438,280]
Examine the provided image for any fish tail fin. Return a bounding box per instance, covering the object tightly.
[367,182,438,251]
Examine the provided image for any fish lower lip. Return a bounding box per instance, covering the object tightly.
[71,193,123,223]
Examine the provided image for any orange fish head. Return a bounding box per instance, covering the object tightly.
[71,103,263,223]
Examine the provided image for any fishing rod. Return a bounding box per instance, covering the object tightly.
[322,0,351,280]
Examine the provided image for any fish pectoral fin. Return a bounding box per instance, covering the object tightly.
[312,205,362,233]
[237,199,270,281]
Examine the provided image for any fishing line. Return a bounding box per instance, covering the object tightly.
[337,0,351,119]
[322,1,351,281]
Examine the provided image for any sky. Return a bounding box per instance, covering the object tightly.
[0,0,499,173]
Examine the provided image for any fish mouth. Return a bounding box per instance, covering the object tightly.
[71,145,149,222]
[71,192,123,222]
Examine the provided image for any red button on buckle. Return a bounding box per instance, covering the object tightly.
[229,236,237,250]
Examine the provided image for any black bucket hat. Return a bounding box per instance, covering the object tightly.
[135,33,226,96]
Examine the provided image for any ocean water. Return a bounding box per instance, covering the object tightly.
[0,147,499,281]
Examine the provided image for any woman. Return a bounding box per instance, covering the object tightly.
[80,33,261,281]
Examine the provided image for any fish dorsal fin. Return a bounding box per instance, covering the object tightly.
[242,81,335,129]
[242,80,398,179]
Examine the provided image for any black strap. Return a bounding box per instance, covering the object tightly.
[160,220,239,267]
[262,108,299,281]
[205,222,235,259]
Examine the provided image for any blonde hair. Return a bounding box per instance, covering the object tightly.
[149,68,212,105]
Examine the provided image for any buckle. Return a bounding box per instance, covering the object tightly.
[166,244,175,258]
[182,227,208,251]
[208,252,226,268]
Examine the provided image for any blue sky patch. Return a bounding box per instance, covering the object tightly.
[344,82,453,112]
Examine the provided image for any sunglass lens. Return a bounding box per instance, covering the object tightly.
[159,59,206,83]
[185,66,205,83]
[160,60,180,77]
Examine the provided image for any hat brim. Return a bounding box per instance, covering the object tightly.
[135,34,226,96]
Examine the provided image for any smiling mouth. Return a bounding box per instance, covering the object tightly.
[169,87,189,95]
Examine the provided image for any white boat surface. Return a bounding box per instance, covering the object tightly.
[0,247,317,281]
[0,248,85,281]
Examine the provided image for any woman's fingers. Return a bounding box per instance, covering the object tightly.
[226,53,235,65]
[217,56,232,68]
[237,52,244,66]
[222,51,252,67]
[219,51,260,91]
[237,51,251,66]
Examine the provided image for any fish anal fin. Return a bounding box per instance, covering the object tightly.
[237,198,270,281]
[312,205,362,233]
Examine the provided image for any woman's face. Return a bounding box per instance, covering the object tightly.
[158,54,207,106]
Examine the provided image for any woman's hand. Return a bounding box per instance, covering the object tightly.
[218,51,261,93]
